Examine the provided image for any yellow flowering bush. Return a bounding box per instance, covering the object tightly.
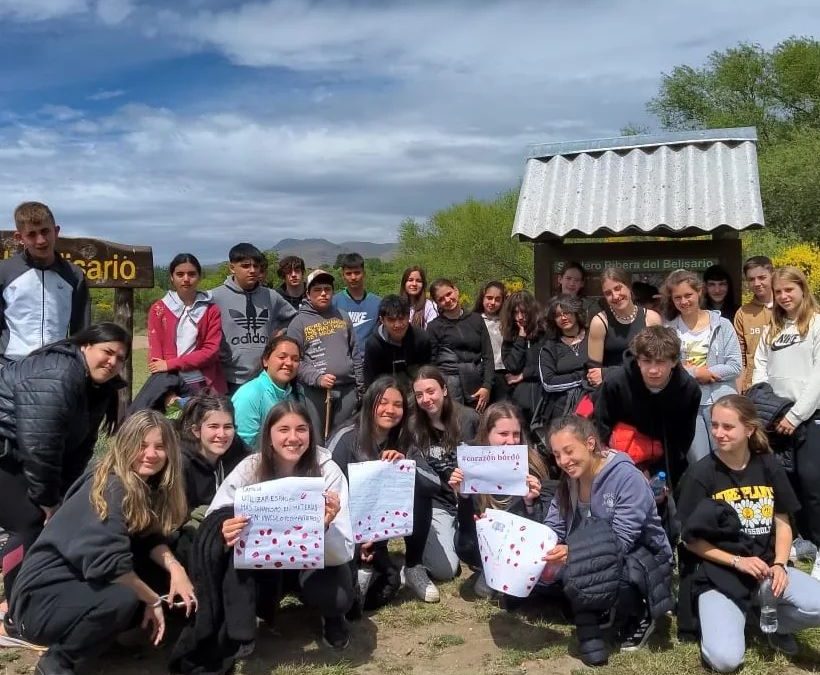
[773,243,820,298]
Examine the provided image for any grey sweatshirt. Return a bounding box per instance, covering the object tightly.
[211,277,297,386]
[286,299,363,388]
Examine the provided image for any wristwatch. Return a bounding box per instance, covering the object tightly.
[730,555,740,569]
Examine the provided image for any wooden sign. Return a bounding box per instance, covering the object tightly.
[0,231,154,288]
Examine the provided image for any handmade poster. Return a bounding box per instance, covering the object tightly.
[475,508,558,597]
[348,459,415,544]
[233,476,325,570]
[456,445,528,496]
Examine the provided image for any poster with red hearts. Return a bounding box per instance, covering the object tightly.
[456,445,528,496]
[348,459,415,544]
[233,477,325,570]
[475,508,558,597]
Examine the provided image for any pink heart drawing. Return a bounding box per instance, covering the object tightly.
[355,534,362,541]
[299,545,307,551]
[284,529,291,535]
[258,529,265,536]
[271,538,277,545]
[251,552,259,559]
[254,563,263,569]
[293,525,303,531]
[519,525,527,531]
[274,561,283,568]
[266,528,272,535]
[265,554,271,561]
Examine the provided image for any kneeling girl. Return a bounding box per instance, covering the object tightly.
[543,415,673,667]
[210,400,356,649]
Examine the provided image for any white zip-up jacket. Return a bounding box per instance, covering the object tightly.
[0,252,90,361]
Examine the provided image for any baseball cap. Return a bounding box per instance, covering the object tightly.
[306,269,335,290]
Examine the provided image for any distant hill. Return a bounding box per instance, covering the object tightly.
[273,238,397,268]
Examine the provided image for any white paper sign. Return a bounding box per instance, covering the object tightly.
[475,508,558,597]
[348,459,415,544]
[456,445,528,496]
[233,476,325,570]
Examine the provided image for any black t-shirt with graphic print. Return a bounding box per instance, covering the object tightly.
[677,452,800,564]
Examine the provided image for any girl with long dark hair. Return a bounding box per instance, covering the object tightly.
[703,264,738,321]
[209,400,355,649]
[474,281,508,402]
[148,253,225,394]
[329,376,439,604]
[400,266,437,329]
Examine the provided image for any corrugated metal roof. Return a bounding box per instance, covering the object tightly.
[513,126,765,241]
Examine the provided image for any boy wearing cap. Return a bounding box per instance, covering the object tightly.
[287,269,363,438]
[212,243,297,393]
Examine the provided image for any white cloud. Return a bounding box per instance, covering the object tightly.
[87,89,126,101]
[95,0,133,25]
[39,104,84,121]
[0,0,87,21]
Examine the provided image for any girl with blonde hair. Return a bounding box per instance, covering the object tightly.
[752,266,820,578]
[8,411,194,675]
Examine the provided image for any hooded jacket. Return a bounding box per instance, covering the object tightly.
[147,290,226,393]
[594,350,701,487]
[428,310,495,393]
[182,436,251,511]
[211,278,297,386]
[207,448,355,567]
[286,299,363,389]
[363,324,432,388]
[544,451,672,562]
[667,310,742,405]
[502,332,548,421]
[0,342,123,507]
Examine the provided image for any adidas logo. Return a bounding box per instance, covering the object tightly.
[228,307,270,345]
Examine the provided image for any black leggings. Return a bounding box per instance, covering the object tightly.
[14,580,141,667]
[0,466,45,600]
[257,564,355,620]
[794,416,820,545]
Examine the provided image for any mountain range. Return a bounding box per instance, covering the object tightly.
[272,238,397,268]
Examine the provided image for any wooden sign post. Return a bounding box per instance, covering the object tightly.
[0,232,154,420]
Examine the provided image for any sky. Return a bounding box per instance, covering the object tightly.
[0,0,818,263]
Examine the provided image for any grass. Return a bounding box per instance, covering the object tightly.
[424,633,466,655]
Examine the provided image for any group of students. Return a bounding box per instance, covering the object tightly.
[0,201,820,674]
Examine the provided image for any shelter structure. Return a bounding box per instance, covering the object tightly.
[512,127,764,305]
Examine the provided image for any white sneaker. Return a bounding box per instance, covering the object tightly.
[402,565,440,603]
[811,551,820,581]
[357,566,375,600]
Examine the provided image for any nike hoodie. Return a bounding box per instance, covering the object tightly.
[752,314,820,425]
[211,277,297,386]
[287,299,363,388]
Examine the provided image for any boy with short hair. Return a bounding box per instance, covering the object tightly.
[287,269,362,440]
[275,255,307,310]
[733,256,774,392]
[211,243,296,393]
[594,325,701,488]
[332,253,381,355]
[363,294,432,389]
[0,201,90,361]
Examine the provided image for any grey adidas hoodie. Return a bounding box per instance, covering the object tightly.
[211,277,297,386]
[286,299,363,388]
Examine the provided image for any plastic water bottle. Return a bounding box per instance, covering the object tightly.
[649,472,667,497]
[758,577,778,634]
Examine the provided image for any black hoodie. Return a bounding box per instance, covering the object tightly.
[182,436,250,511]
[363,324,432,389]
[594,350,701,487]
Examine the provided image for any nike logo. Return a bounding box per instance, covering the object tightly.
[770,334,801,351]
[347,312,373,328]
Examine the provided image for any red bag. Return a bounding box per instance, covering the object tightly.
[575,394,594,418]
[608,422,663,466]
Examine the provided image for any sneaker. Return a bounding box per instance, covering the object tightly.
[812,551,820,581]
[321,616,350,650]
[35,651,75,675]
[402,565,440,603]
[768,633,799,657]
[357,566,375,600]
[619,614,655,652]
[473,572,495,600]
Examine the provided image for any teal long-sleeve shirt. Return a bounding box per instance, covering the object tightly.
[231,370,293,448]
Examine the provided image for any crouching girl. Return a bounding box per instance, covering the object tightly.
[209,400,356,649]
[677,395,820,672]
[543,415,673,667]
[9,411,193,675]
[448,402,553,599]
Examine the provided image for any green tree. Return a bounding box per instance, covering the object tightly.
[395,189,532,295]
[644,37,820,240]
